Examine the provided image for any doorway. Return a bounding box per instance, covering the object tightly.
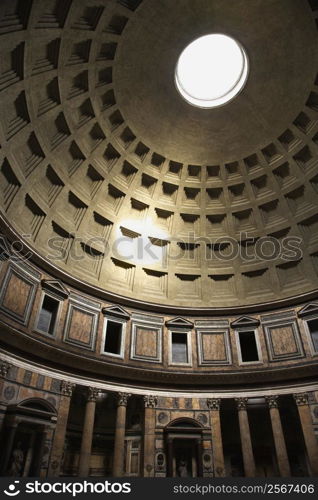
[173,438,197,477]
[165,418,204,477]
[1,398,56,477]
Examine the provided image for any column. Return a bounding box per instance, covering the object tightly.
[0,362,11,398]
[48,381,75,477]
[235,397,256,477]
[23,433,36,477]
[207,398,225,477]
[112,392,130,477]
[0,362,11,434]
[143,395,157,477]
[195,438,203,477]
[38,426,53,478]
[1,421,18,474]
[167,438,173,477]
[265,395,291,477]
[294,393,318,476]
[78,387,99,477]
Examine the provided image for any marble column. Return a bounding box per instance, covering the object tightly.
[1,421,18,474]
[207,398,225,477]
[167,438,173,477]
[78,387,99,477]
[0,362,11,398]
[112,392,130,477]
[48,381,75,477]
[195,437,203,477]
[0,362,11,434]
[143,395,157,477]
[23,432,36,477]
[265,395,291,477]
[294,393,318,476]
[38,426,53,478]
[235,397,256,477]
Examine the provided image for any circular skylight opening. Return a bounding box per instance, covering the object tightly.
[175,34,249,108]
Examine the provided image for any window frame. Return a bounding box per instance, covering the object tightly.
[34,291,63,338]
[101,316,126,359]
[303,314,318,357]
[124,437,141,476]
[168,329,192,366]
[235,326,263,365]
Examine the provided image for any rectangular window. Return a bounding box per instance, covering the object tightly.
[125,439,141,476]
[171,332,188,364]
[104,320,123,355]
[37,295,59,335]
[238,330,259,362]
[307,318,318,352]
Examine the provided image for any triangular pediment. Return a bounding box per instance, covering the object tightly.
[41,279,69,299]
[102,305,131,320]
[230,316,260,328]
[165,317,194,329]
[298,303,318,318]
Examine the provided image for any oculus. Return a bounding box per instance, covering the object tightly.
[175,34,249,108]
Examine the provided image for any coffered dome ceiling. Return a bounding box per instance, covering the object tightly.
[1,0,318,308]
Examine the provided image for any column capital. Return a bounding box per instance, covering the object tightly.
[87,387,99,402]
[265,395,279,409]
[144,395,158,408]
[61,380,75,397]
[206,398,221,411]
[235,397,248,411]
[0,362,11,378]
[116,392,131,407]
[293,393,309,406]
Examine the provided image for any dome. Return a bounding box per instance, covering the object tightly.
[1,0,318,309]
[1,0,318,481]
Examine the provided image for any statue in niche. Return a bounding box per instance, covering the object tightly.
[8,442,24,476]
[130,413,141,429]
[177,458,189,477]
[157,453,165,467]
